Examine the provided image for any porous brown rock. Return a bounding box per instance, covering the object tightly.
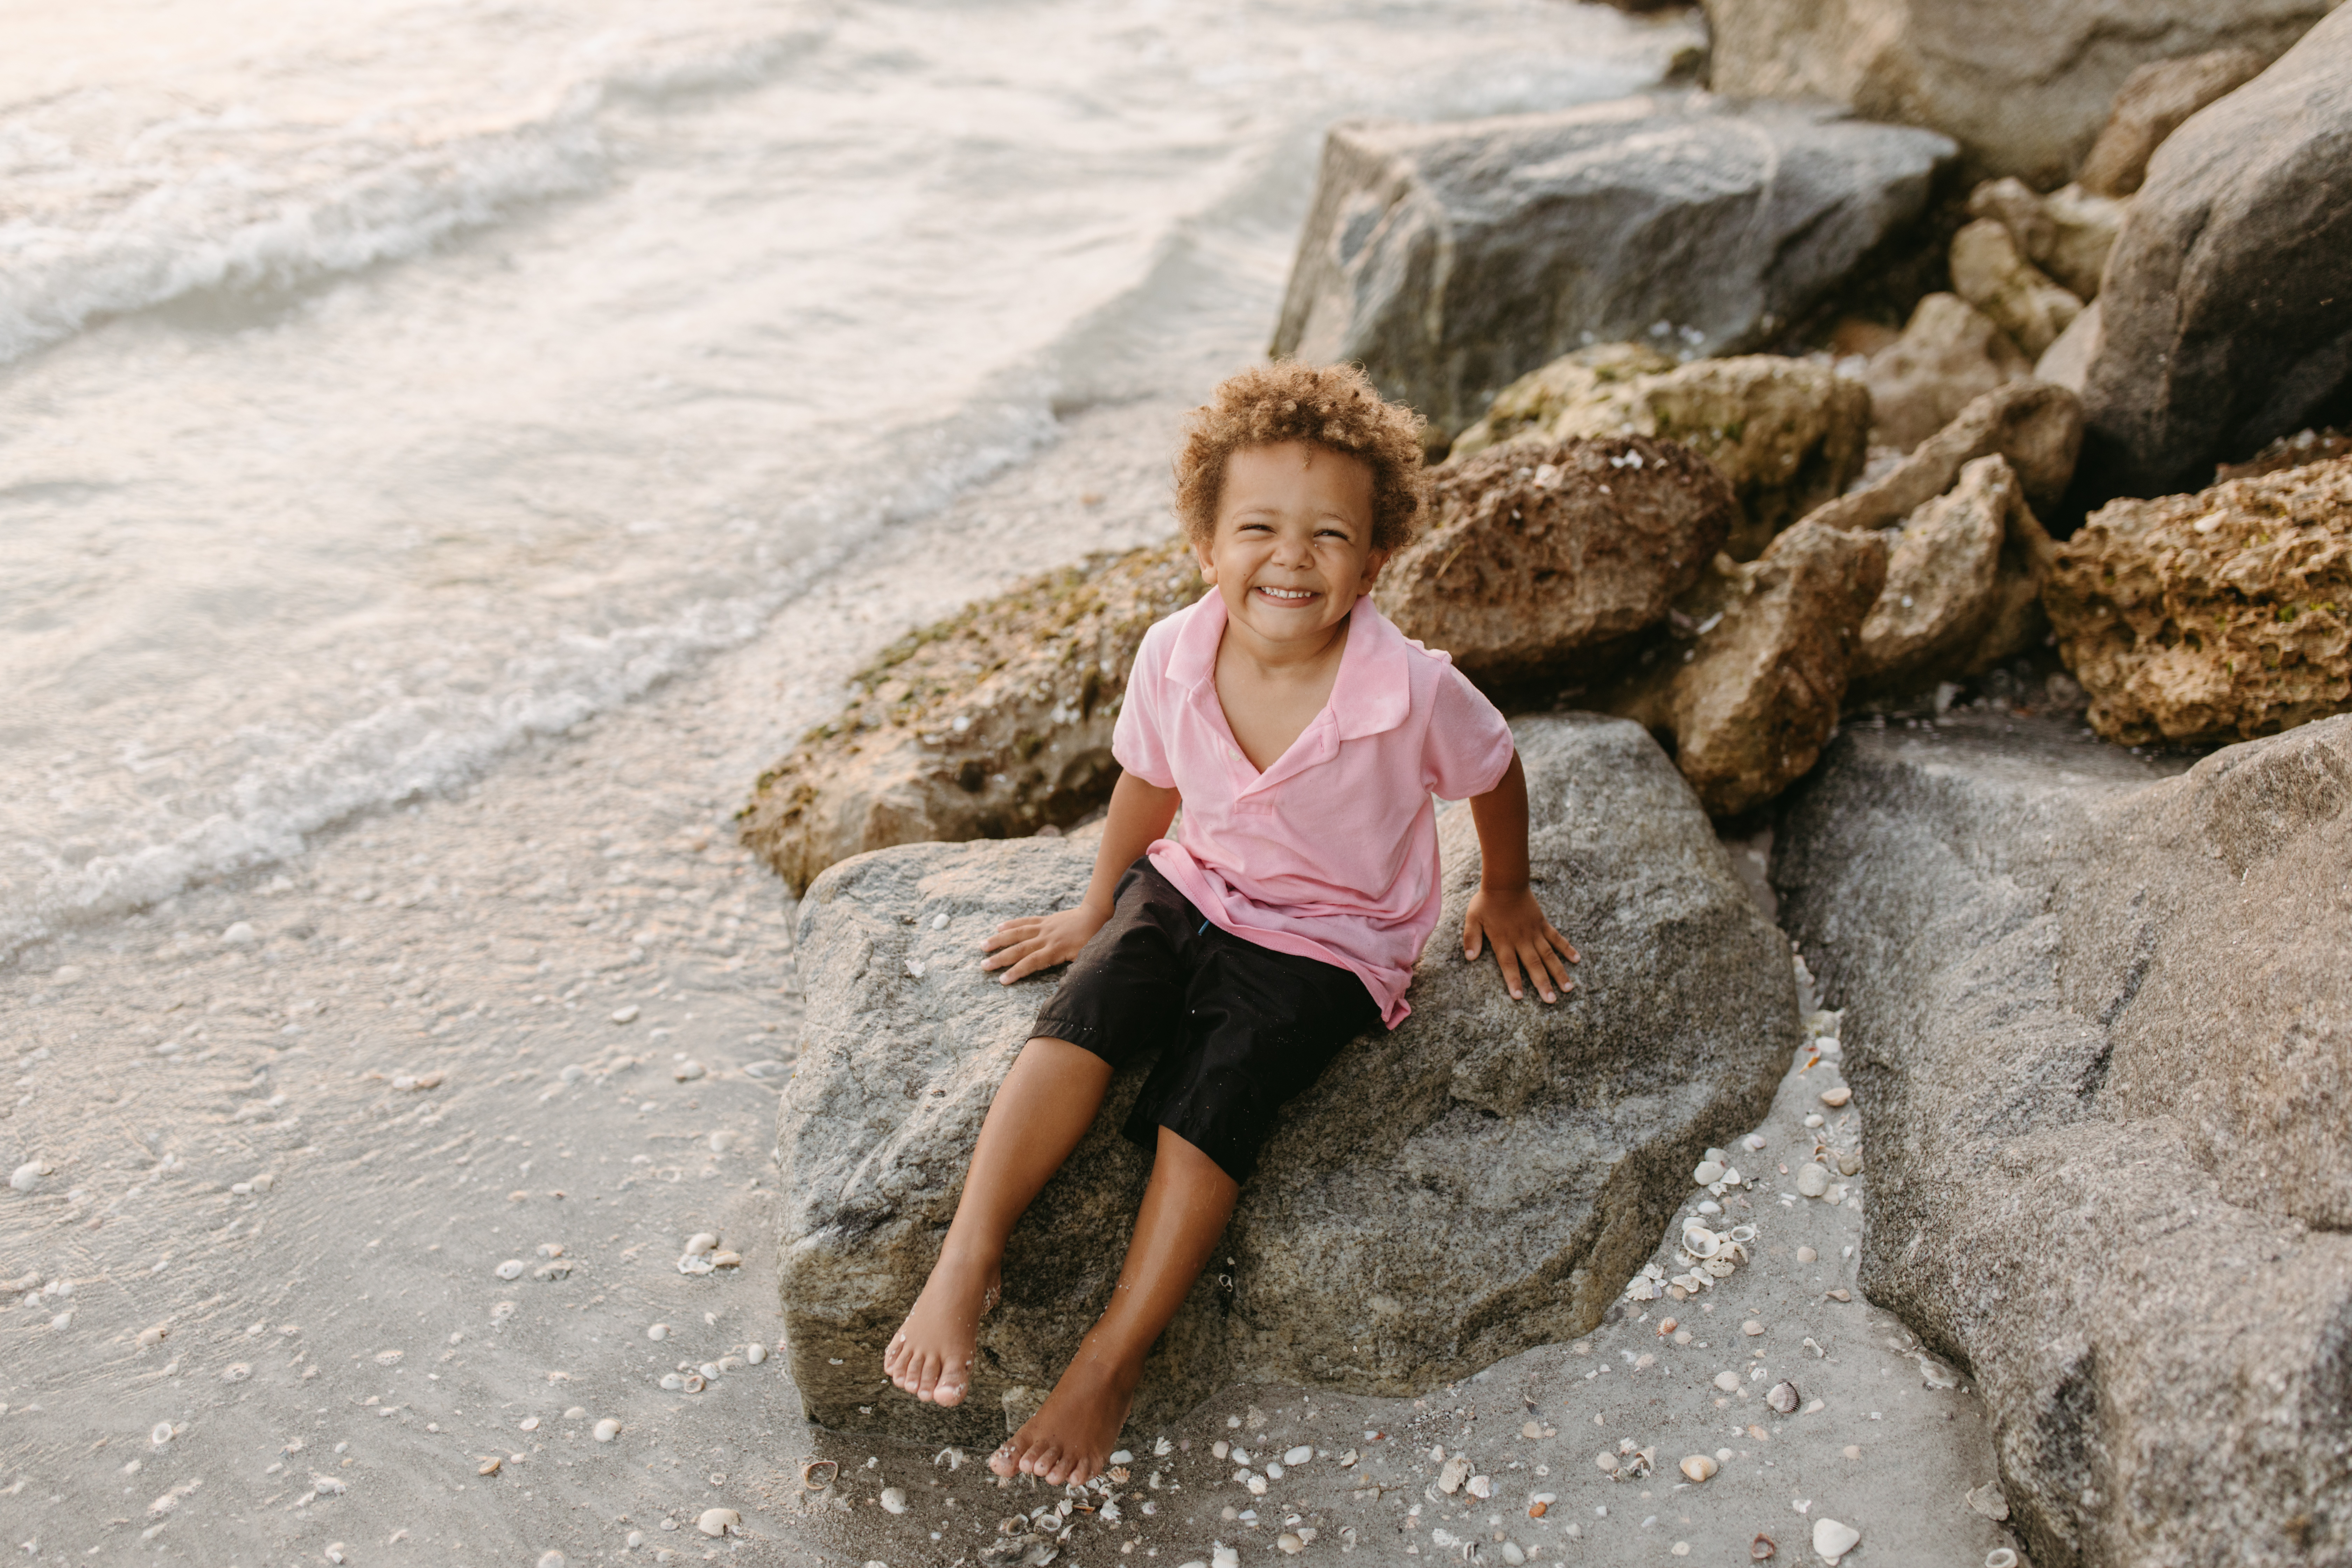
[2075,48,2269,198]
[776,715,1800,1445]
[1609,519,1889,815]
[1701,0,2331,185]
[1807,380,2083,533]
[1375,435,1736,688]
[1963,178,2126,301]
[1270,95,1954,442]
[2080,9,2352,497]
[1947,219,2081,360]
[739,539,1200,895]
[1772,711,2352,1568]
[1851,455,2055,690]
[1446,351,1870,560]
[1862,293,2031,452]
[2041,456,2352,745]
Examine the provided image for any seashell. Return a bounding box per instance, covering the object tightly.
[700,1363,721,1380]
[1742,1133,1768,1152]
[1819,1085,1851,1108]
[1966,1483,2009,1521]
[10,1161,52,1193]
[1804,1113,1825,1128]
[1277,1534,1304,1556]
[1625,1275,1659,1302]
[1838,1150,1862,1176]
[151,1422,175,1447]
[745,1343,767,1365]
[1729,1225,1757,1243]
[1284,1446,1312,1466]
[1465,1474,1492,1499]
[1796,1163,1832,1198]
[1679,1455,1717,1482]
[1265,1462,1284,1479]
[1766,1381,1800,1414]
[538,1553,565,1568]
[673,1059,707,1082]
[138,1324,170,1348]
[1812,1518,1861,1563]
[680,1373,705,1393]
[1246,1473,1267,1496]
[1751,1534,1777,1560]
[496,1260,526,1280]
[682,1233,718,1257]
[594,1418,622,1442]
[220,1363,251,1383]
[610,1006,640,1024]
[1717,1167,1743,1188]
[1680,1225,1722,1259]
[1595,1451,1620,1472]
[1703,1258,1737,1278]
[880,1488,908,1514]
[659,1373,686,1391]
[1743,1320,1766,1336]
[709,1250,742,1268]
[1692,1161,1725,1186]
[1986,1551,2018,1568]
[1438,1456,1469,1493]
[697,1509,741,1538]
[478,1456,503,1476]
[800,1459,837,1491]
[1527,1501,1548,1518]
[1713,1371,1742,1393]
[647,1323,670,1341]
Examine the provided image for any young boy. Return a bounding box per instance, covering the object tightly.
[882,362,1580,1486]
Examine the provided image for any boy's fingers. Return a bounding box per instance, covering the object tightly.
[1462,915,1485,960]
[1539,944,1575,994]
[1520,940,1558,1002]
[1496,946,1525,1000]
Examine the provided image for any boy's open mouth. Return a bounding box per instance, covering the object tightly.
[1252,584,1320,603]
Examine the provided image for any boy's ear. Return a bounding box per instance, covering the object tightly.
[1357,547,1391,593]
[1193,536,1217,583]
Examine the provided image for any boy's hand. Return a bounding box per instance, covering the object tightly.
[1462,886,1580,1003]
[980,904,1110,985]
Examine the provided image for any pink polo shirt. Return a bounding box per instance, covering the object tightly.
[1112,592,1516,1028]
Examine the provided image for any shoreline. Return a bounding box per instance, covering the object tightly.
[1,395,2017,1565]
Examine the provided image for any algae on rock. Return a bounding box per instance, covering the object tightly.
[1448,351,1870,560]
[740,538,1202,895]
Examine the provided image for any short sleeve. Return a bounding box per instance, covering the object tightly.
[1422,661,1516,800]
[1111,617,1180,789]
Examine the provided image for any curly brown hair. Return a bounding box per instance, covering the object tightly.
[1172,361,1428,553]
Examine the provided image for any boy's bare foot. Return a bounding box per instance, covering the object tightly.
[988,1345,1139,1485]
[883,1249,1000,1407]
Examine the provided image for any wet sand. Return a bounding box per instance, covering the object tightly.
[1,400,2019,1567]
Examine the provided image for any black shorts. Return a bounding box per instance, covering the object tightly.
[1031,858,1382,1184]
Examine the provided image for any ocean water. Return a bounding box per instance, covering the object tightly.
[0,0,1692,958]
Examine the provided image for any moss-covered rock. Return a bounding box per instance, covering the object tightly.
[739,538,1202,895]
[2043,456,2352,746]
[1447,350,1869,560]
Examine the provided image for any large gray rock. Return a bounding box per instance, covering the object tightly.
[1772,713,2352,1568]
[1702,0,2334,185]
[777,715,1799,1446]
[2081,8,2352,497]
[1269,94,1954,443]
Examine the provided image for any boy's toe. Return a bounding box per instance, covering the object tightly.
[933,1366,969,1408]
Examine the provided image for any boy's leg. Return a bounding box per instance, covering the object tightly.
[884,1035,1113,1406]
[991,1125,1237,1483]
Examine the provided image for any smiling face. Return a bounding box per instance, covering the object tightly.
[1195,441,1386,662]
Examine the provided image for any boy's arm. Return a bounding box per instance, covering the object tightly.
[980,770,1181,983]
[1462,752,1581,1002]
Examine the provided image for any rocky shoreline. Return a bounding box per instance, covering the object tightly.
[759,6,2352,1564]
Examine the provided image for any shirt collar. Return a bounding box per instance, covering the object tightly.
[1166,590,1413,741]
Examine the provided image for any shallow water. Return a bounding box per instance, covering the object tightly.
[0,0,1694,960]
